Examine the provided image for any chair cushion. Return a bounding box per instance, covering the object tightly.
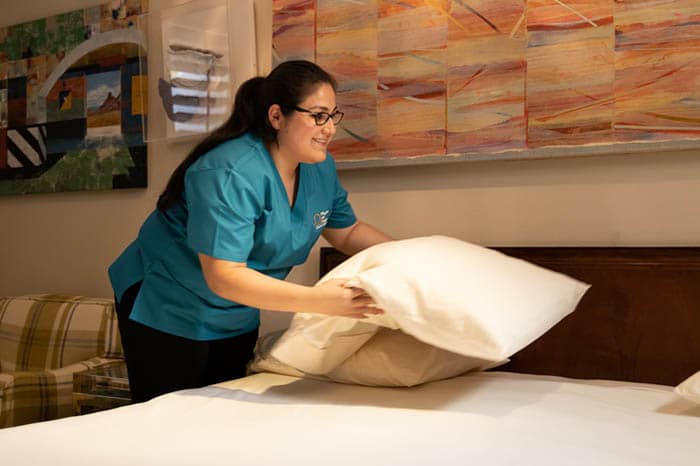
[0,294,123,372]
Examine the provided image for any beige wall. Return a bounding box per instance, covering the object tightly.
[2,0,700,334]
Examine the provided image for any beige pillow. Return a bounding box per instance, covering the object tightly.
[675,371,700,404]
[249,330,306,379]
[270,236,590,375]
[327,328,505,387]
[251,328,505,387]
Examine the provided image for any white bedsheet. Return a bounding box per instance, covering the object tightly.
[1,371,698,466]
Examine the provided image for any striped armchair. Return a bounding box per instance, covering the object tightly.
[0,294,124,428]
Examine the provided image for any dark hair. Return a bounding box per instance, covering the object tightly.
[156,60,338,211]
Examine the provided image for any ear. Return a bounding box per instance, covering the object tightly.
[268,104,283,130]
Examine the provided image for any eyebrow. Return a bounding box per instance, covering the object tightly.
[307,105,338,112]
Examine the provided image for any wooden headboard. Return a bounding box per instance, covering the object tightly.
[320,246,700,386]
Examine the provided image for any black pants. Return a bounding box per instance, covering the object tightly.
[115,282,258,403]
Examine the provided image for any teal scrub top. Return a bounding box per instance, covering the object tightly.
[108,132,357,340]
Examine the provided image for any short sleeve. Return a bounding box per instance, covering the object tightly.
[185,168,262,262]
[325,155,357,229]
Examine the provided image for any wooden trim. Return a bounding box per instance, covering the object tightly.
[493,247,700,270]
[319,247,348,279]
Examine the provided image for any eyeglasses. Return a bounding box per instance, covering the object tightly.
[289,105,344,126]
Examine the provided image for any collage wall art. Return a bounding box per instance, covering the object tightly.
[0,0,147,195]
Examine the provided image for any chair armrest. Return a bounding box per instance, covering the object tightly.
[0,357,124,428]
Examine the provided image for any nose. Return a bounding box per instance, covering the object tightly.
[322,119,336,135]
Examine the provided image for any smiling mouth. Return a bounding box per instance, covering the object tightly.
[312,138,329,147]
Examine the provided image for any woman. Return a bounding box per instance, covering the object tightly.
[109,60,392,402]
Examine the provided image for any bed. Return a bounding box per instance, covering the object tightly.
[1,245,699,465]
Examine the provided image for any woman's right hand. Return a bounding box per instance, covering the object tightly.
[305,279,384,319]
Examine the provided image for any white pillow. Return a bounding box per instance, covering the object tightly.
[251,328,504,387]
[270,236,590,376]
[676,371,700,404]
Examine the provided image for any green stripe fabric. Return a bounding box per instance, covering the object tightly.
[0,295,122,373]
[0,356,120,428]
[0,294,125,427]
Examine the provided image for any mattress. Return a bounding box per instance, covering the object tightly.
[1,371,699,465]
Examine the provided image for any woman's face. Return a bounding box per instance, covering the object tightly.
[275,82,338,164]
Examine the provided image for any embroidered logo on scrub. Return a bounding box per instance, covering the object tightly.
[313,210,330,230]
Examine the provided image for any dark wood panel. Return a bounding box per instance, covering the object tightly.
[319,246,700,386]
[320,247,351,280]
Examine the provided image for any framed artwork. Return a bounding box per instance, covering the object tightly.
[140,0,231,141]
[272,0,700,167]
[138,0,256,143]
[0,0,148,195]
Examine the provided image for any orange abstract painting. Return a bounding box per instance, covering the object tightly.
[447,0,526,155]
[272,0,700,164]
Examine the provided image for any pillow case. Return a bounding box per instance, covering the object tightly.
[251,327,505,387]
[269,236,590,379]
[675,371,700,404]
